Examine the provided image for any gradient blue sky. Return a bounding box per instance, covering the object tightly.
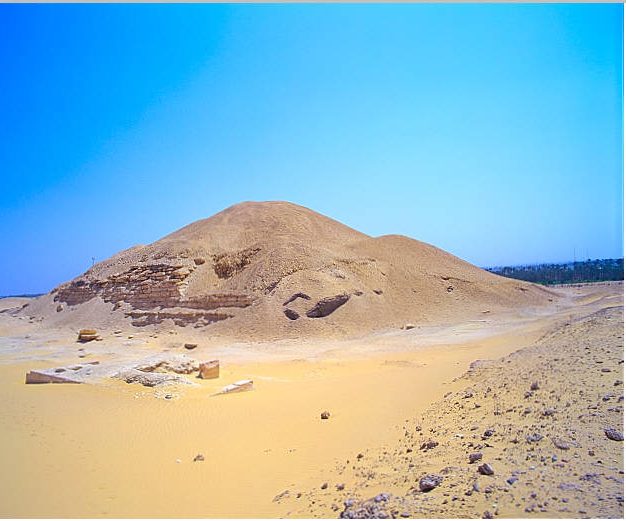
[1,3,623,295]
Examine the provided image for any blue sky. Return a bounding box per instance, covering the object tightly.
[0,3,623,295]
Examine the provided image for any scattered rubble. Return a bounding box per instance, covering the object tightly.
[114,369,189,387]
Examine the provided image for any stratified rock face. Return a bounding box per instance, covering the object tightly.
[53,262,253,327]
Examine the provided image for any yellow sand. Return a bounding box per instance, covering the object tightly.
[0,283,621,517]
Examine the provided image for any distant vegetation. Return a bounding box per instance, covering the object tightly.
[0,293,44,299]
[486,258,624,286]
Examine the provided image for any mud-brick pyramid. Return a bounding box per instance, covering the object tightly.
[34,201,554,339]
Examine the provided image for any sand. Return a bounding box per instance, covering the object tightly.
[0,281,622,518]
[283,287,624,519]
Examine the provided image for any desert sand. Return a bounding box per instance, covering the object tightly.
[0,203,622,518]
[0,283,621,518]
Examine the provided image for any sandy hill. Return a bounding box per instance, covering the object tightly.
[22,201,555,340]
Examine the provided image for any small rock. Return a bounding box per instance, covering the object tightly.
[184,343,198,350]
[321,411,331,420]
[56,304,63,312]
[284,308,300,321]
[551,437,570,450]
[483,511,494,519]
[420,439,438,451]
[336,483,345,491]
[526,433,544,443]
[418,474,443,492]
[321,482,328,490]
[77,329,98,342]
[605,427,624,441]
[478,463,495,476]
[507,476,519,485]
[273,490,290,502]
[530,381,540,391]
[469,452,483,464]
[193,454,205,462]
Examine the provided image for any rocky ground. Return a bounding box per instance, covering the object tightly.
[281,306,624,518]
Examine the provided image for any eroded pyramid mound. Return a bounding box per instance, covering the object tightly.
[27,201,555,340]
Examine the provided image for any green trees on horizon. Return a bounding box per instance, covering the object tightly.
[486,258,624,285]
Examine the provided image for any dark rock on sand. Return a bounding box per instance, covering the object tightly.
[478,463,495,476]
[419,474,443,492]
[469,452,483,463]
[604,427,624,441]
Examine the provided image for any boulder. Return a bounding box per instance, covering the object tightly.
[198,360,220,379]
[77,329,98,342]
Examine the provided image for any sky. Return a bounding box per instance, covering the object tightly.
[0,3,623,295]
